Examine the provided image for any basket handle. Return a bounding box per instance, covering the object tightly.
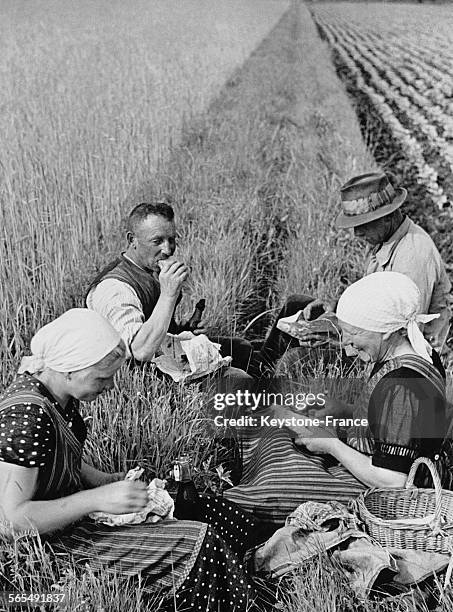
[405,457,443,530]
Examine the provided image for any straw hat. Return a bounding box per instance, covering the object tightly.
[335,172,407,229]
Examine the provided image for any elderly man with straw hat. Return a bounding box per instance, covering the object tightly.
[257,172,451,371]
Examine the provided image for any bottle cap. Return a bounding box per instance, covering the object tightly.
[173,456,192,482]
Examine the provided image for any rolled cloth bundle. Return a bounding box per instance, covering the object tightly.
[336,272,439,363]
[18,308,121,374]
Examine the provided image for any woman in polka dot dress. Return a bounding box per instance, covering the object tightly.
[0,309,274,611]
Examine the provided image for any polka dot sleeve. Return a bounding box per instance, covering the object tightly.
[0,403,55,468]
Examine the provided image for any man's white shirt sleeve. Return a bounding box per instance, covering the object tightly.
[86,279,144,358]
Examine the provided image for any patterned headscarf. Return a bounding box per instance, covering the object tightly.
[336,272,439,363]
[18,308,121,374]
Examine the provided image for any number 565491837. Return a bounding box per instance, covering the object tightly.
[0,592,66,607]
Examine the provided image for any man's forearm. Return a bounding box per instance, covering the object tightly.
[130,294,178,361]
[329,438,407,488]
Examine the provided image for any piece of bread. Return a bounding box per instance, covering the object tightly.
[278,312,340,341]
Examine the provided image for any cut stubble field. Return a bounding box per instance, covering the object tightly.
[1,1,452,610]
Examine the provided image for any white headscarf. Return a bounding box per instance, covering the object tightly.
[336,272,439,363]
[18,309,122,374]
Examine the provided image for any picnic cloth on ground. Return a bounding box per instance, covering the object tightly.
[333,538,397,599]
[251,500,396,597]
[251,501,451,600]
[253,501,368,578]
[333,540,451,595]
[387,549,451,585]
[0,373,267,611]
[332,539,450,598]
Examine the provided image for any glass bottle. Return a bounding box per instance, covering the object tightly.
[173,455,200,521]
[187,298,205,330]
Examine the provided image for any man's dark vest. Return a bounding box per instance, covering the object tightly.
[86,255,180,332]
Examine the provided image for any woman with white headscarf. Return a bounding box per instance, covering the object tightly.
[224,272,450,523]
[0,309,273,611]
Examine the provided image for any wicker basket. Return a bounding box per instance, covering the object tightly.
[356,457,453,553]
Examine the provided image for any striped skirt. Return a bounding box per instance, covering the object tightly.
[51,518,206,595]
[224,427,367,525]
[49,499,276,611]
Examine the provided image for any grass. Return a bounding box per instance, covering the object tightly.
[270,2,377,309]
[278,556,452,612]
[1,1,451,610]
[0,0,288,384]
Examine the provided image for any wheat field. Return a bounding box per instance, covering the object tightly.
[0,0,288,383]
